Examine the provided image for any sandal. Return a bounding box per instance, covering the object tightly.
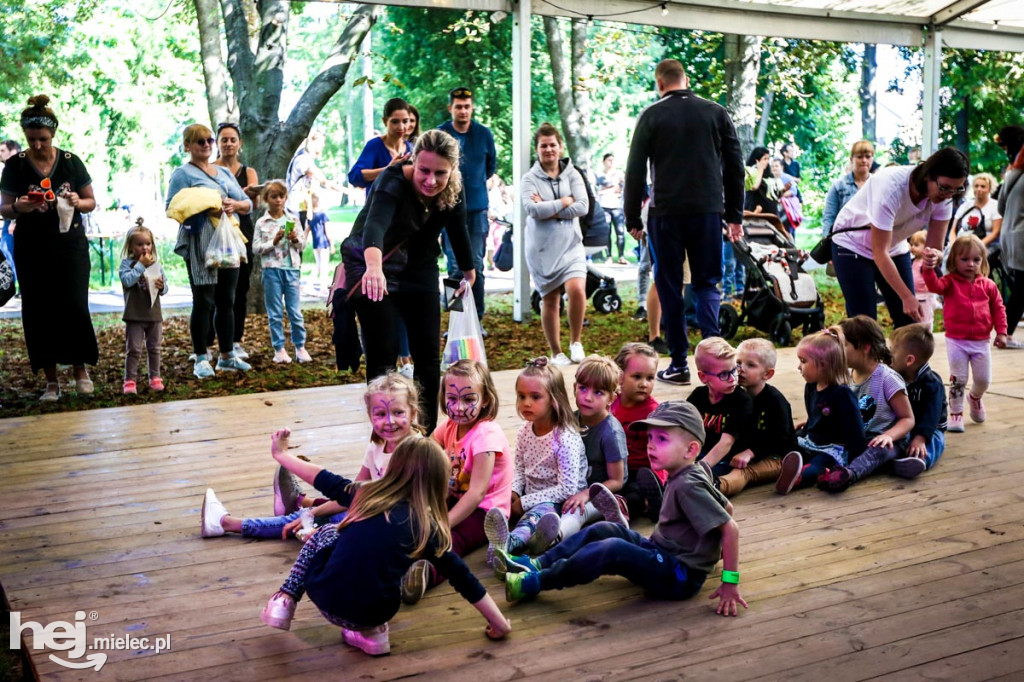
[40,382,61,402]
[75,378,94,395]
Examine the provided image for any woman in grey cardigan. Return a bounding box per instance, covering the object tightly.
[521,123,589,366]
[997,124,1024,347]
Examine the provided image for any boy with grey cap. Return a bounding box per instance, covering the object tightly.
[500,401,747,616]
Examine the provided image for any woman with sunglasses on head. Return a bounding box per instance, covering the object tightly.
[213,122,259,360]
[0,95,98,402]
[831,147,969,328]
[166,123,253,379]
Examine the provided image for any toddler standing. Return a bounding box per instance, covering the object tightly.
[118,219,167,395]
[253,180,311,364]
[924,235,1008,431]
[909,230,938,330]
[303,194,331,290]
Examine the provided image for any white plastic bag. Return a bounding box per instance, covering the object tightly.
[443,290,487,368]
[204,213,247,269]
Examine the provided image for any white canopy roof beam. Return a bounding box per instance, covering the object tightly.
[922,26,942,158]
[931,0,991,27]
[943,24,1024,51]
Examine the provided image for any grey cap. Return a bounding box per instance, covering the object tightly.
[628,401,706,445]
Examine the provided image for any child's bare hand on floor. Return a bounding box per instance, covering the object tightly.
[485,616,512,640]
[271,428,291,458]
[710,583,748,617]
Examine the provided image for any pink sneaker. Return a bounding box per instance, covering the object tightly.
[967,393,986,423]
[260,592,296,631]
[123,380,137,395]
[947,413,965,433]
[149,377,165,392]
[342,623,390,656]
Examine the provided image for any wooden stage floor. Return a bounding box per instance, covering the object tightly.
[3,334,1024,681]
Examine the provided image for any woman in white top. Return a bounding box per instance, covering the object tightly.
[831,147,969,327]
[952,172,1002,247]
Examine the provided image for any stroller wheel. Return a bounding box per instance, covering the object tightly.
[803,315,824,336]
[719,304,739,340]
[593,290,621,314]
[769,314,793,347]
[532,290,566,316]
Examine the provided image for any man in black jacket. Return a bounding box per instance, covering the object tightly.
[624,59,744,386]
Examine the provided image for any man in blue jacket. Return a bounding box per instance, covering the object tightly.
[439,86,497,326]
[624,59,745,386]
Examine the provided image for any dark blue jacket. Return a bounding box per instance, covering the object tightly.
[906,362,947,439]
[438,120,496,213]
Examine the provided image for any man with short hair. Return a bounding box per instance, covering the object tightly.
[623,59,744,386]
[781,143,801,179]
[0,139,22,296]
[439,86,497,325]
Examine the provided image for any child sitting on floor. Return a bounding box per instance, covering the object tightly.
[399,359,514,605]
[686,338,752,478]
[200,373,422,540]
[888,324,947,479]
[484,357,586,559]
[610,342,663,521]
[259,437,512,656]
[817,316,915,492]
[497,401,747,617]
[776,329,868,494]
[553,355,630,543]
[715,338,797,496]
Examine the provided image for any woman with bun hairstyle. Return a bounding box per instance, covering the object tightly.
[0,95,98,402]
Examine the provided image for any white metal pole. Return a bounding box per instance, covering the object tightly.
[512,0,532,322]
[922,26,942,157]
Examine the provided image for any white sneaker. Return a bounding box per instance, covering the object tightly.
[260,592,296,631]
[193,356,215,379]
[232,342,250,360]
[550,353,572,366]
[273,348,292,364]
[295,347,313,364]
[201,488,228,538]
[398,362,414,379]
[1003,338,1024,349]
[484,507,510,572]
[569,342,585,363]
[342,623,390,656]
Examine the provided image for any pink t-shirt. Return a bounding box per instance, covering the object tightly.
[432,419,514,516]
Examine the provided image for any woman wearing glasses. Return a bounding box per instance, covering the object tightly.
[166,123,253,379]
[0,95,98,402]
[831,147,969,327]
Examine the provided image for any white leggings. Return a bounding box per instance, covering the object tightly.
[945,336,991,414]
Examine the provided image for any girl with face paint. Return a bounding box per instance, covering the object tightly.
[399,360,514,605]
[200,373,424,542]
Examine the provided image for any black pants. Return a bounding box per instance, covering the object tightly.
[354,288,441,432]
[233,243,254,343]
[187,263,238,356]
[1006,268,1024,336]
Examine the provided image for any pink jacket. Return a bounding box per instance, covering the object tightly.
[923,267,1007,340]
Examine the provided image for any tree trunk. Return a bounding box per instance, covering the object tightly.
[755,89,774,147]
[542,17,592,170]
[723,33,762,160]
[193,0,233,125]
[192,3,377,313]
[859,43,877,142]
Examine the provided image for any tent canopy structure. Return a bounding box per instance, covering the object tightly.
[371,0,1024,320]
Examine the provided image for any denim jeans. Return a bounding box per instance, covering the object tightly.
[0,221,16,287]
[647,212,722,367]
[262,267,306,350]
[536,522,707,599]
[921,430,946,470]
[721,241,745,296]
[637,239,652,304]
[832,243,915,328]
[509,501,559,553]
[442,210,487,320]
[242,509,348,539]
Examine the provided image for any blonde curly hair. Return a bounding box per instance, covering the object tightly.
[413,129,463,211]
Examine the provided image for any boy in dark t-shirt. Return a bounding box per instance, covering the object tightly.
[499,401,747,618]
[889,325,947,479]
[686,338,752,478]
[716,338,797,496]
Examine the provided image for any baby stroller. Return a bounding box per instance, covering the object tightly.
[719,212,825,346]
[530,177,622,315]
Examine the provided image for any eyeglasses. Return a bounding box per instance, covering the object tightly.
[935,179,966,198]
[704,366,739,382]
[192,137,216,146]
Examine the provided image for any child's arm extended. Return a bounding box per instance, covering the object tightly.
[449,452,496,528]
[563,460,624,514]
[868,391,915,449]
[472,593,513,640]
[709,518,748,617]
[920,257,951,295]
[701,434,736,468]
[728,448,755,469]
[990,279,1009,346]
[270,429,324,487]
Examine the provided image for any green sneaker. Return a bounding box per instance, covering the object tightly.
[505,572,530,602]
[493,548,539,579]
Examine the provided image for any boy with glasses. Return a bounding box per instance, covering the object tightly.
[686,338,752,479]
